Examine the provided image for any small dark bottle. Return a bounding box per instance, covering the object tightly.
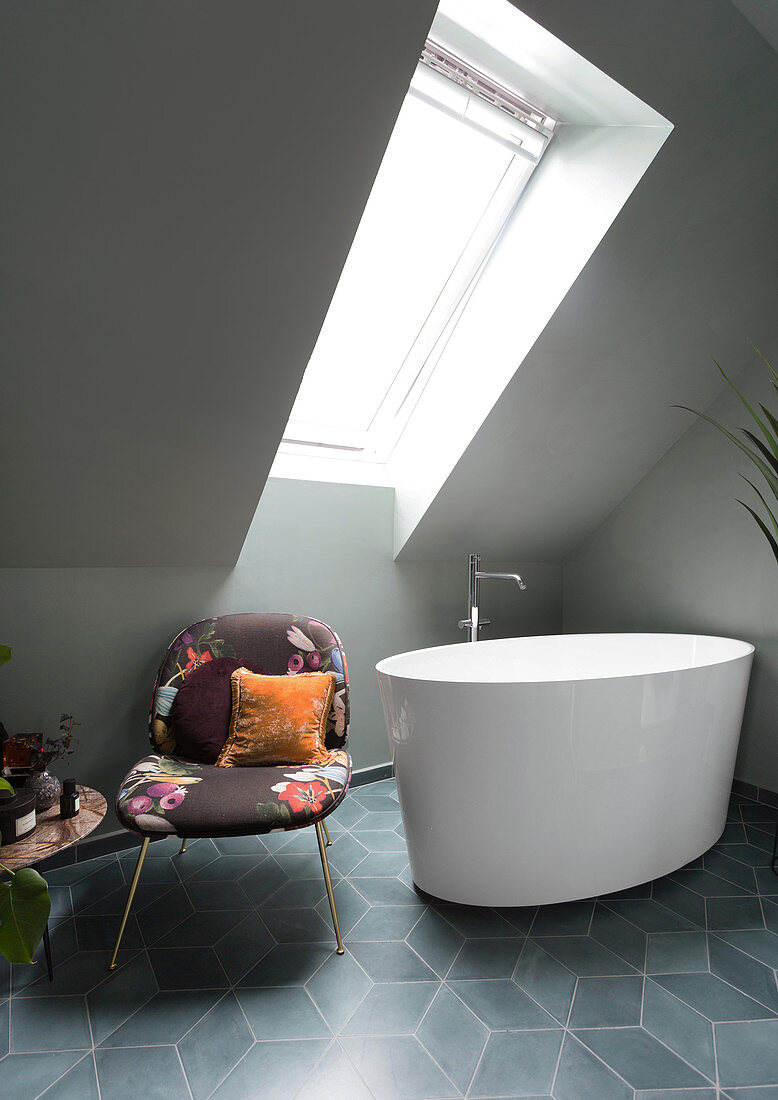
[60,778,80,818]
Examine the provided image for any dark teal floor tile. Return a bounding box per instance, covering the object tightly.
[237,986,331,1040]
[341,981,438,1035]
[716,844,771,869]
[589,903,648,968]
[352,811,403,832]
[306,949,373,1032]
[260,876,330,909]
[468,1030,563,1098]
[434,905,518,939]
[261,906,336,944]
[601,881,653,900]
[754,868,778,895]
[573,1027,710,1089]
[352,829,408,852]
[670,869,751,897]
[449,978,558,1030]
[326,834,370,876]
[707,896,766,930]
[725,1088,778,1099]
[0,1052,86,1100]
[327,800,368,830]
[69,864,124,912]
[95,1045,190,1100]
[717,928,778,967]
[493,905,538,934]
[11,995,91,1052]
[348,940,437,982]
[740,804,777,824]
[19,948,137,999]
[716,1019,778,1086]
[315,879,370,936]
[603,897,697,932]
[213,911,276,984]
[553,1033,632,1100]
[513,939,576,1024]
[169,840,221,879]
[703,850,758,892]
[239,942,331,987]
[118,853,180,883]
[177,992,254,1100]
[532,935,638,976]
[653,971,776,1021]
[74,913,142,951]
[350,852,409,877]
[643,978,715,1078]
[211,1039,330,1099]
[213,835,266,854]
[446,936,524,979]
[136,885,195,945]
[416,984,487,1093]
[43,856,116,887]
[646,931,708,973]
[341,1034,459,1099]
[353,795,401,813]
[569,975,643,1027]
[189,854,267,882]
[346,905,423,942]
[405,908,464,978]
[293,1040,373,1099]
[708,934,778,1011]
[531,901,594,936]
[636,1091,717,1099]
[652,878,707,926]
[98,989,221,1046]
[0,1000,8,1057]
[87,952,158,1045]
[47,887,74,920]
[719,822,748,844]
[153,908,244,948]
[236,859,288,904]
[765,897,778,934]
[348,877,425,906]
[148,945,229,989]
[39,1052,99,1099]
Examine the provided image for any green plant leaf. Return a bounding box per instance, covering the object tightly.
[0,645,11,668]
[674,405,778,502]
[0,867,51,965]
[742,430,778,476]
[738,499,778,567]
[0,778,15,794]
[715,359,778,461]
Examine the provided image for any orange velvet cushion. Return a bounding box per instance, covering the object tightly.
[215,669,336,768]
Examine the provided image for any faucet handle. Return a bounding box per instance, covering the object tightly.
[480,619,491,627]
[458,619,471,630]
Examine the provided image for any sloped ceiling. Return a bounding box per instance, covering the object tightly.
[0,0,437,565]
[398,0,778,561]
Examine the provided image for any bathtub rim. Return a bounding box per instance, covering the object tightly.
[375,631,755,685]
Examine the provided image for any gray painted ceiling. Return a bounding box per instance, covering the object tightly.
[730,0,778,53]
[0,0,437,565]
[398,0,778,562]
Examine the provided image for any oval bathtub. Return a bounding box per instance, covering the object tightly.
[376,633,754,907]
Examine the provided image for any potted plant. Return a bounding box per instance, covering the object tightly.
[23,714,81,812]
[677,346,778,563]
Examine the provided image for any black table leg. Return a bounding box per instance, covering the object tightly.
[42,922,53,981]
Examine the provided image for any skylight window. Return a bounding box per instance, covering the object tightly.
[279,39,555,465]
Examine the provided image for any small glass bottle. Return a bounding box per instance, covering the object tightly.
[59,778,79,818]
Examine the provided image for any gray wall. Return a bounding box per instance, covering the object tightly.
[564,343,778,791]
[0,478,561,834]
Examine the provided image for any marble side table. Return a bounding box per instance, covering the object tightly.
[0,785,107,978]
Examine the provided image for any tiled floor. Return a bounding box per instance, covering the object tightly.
[2,779,778,1099]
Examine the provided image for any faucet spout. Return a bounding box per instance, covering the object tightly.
[459,554,527,642]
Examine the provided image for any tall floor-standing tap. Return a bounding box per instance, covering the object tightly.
[458,553,526,642]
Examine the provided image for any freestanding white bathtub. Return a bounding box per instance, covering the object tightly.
[376,633,754,907]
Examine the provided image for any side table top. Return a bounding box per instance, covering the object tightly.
[0,786,107,872]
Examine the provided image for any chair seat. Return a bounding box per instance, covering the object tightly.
[116,749,351,838]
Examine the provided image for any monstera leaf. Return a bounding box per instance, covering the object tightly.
[0,645,11,668]
[0,866,51,964]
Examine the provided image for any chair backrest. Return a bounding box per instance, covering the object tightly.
[148,613,349,756]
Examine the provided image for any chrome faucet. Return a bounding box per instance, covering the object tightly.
[458,553,526,642]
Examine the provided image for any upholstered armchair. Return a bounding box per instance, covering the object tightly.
[109,613,351,968]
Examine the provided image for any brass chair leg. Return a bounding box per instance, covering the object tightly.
[322,820,332,847]
[178,838,188,854]
[109,837,149,970]
[315,821,344,954]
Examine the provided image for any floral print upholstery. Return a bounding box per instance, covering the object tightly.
[116,613,352,838]
[148,614,349,757]
[116,750,351,837]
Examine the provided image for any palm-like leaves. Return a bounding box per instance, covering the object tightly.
[674,345,778,565]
